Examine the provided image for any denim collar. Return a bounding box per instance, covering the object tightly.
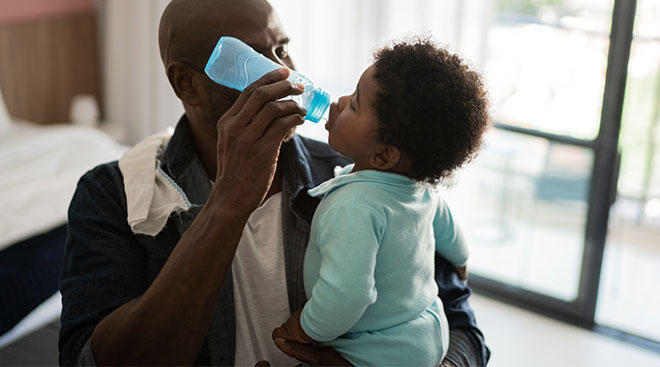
[160,114,322,225]
[160,115,211,210]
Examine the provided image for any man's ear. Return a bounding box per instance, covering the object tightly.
[166,61,203,106]
[370,145,401,171]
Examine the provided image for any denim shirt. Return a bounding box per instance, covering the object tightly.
[59,116,489,366]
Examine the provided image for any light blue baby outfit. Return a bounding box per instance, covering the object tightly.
[301,164,469,366]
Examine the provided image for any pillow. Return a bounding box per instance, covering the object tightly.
[0,84,11,133]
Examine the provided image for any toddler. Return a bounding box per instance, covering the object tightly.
[272,38,490,366]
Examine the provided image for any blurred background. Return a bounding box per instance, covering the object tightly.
[0,0,659,365]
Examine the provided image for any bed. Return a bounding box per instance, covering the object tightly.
[0,2,128,349]
[0,98,128,348]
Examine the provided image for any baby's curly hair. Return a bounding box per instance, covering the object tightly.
[372,37,490,184]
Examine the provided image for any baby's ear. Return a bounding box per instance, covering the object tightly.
[370,145,401,171]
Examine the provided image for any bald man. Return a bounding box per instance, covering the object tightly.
[58,0,489,366]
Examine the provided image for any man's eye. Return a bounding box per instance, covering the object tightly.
[276,45,289,59]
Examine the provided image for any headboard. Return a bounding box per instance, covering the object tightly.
[0,0,100,124]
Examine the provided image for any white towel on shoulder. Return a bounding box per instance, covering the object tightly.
[118,127,191,236]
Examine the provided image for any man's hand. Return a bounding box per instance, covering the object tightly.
[272,338,351,366]
[272,310,350,366]
[454,265,468,281]
[211,68,306,213]
[272,310,315,344]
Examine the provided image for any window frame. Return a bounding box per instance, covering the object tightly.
[468,0,660,354]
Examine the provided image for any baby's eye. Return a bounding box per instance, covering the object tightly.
[349,100,356,111]
[276,45,289,59]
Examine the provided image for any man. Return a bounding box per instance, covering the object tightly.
[59,0,490,365]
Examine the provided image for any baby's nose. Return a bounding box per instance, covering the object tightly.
[336,96,349,111]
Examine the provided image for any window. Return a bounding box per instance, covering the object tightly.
[270,0,659,351]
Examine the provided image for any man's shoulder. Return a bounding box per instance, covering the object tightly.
[77,160,125,198]
[66,160,133,245]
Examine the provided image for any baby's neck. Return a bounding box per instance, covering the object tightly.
[351,160,413,178]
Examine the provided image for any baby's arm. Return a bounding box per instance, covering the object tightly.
[299,204,382,342]
[434,198,469,280]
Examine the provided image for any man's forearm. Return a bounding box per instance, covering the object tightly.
[91,200,250,365]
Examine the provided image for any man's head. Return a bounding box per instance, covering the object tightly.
[158,0,295,128]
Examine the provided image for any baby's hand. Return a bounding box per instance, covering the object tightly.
[454,265,468,281]
[272,309,316,345]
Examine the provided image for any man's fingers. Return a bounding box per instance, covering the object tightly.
[272,326,288,340]
[249,100,306,139]
[235,80,304,124]
[229,68,290,114]
[272,339,350,366]
[455,265,468,280]
[258,113,304,146]
[273,338,317,364]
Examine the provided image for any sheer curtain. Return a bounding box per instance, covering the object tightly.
[97,0,183,145]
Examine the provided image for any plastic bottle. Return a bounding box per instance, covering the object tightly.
[204,36,331,123]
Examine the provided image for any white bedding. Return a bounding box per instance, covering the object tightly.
[0,120,127,348]
[0,120,128,251]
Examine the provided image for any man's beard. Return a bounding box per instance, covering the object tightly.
[208,89,240,126]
